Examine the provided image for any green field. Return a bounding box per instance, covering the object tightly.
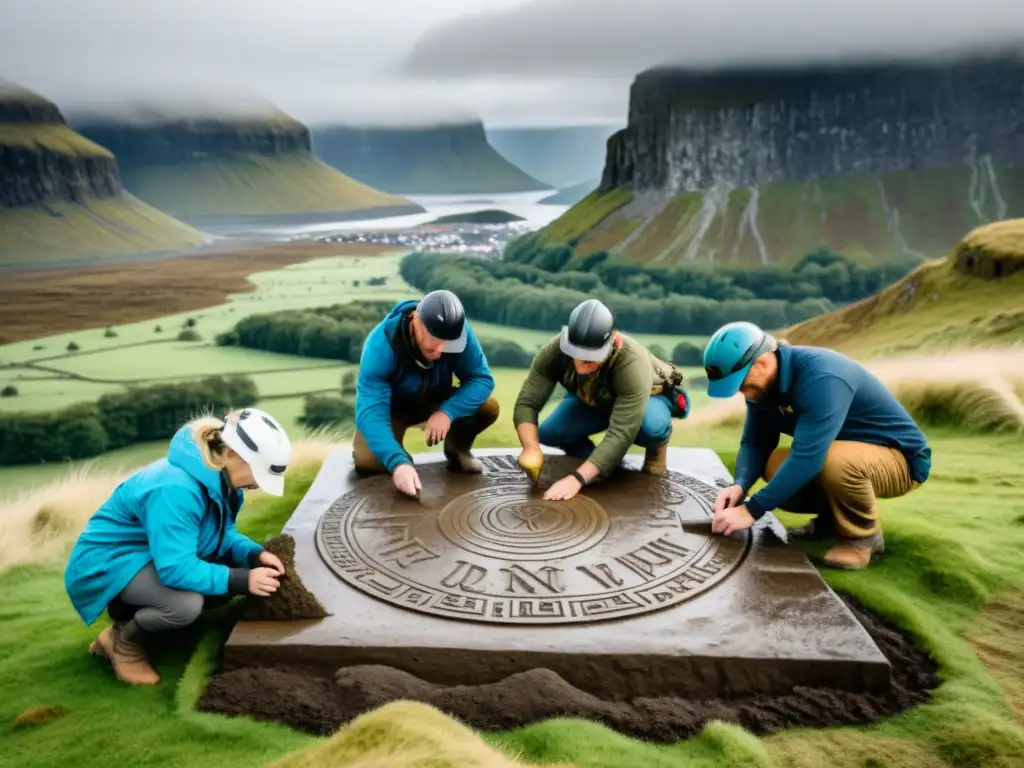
[0,249,706,495]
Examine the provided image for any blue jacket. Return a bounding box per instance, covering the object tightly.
[355,299,495,472]
[735,344,932,519]
[64,424,264,626]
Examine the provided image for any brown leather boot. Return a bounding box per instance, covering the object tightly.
[89,624,160,685]
[641,442,669,476]
[823,531,885,570]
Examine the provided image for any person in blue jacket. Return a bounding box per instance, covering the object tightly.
[702,321,931,569]
[64,407,293,685]
[353,289,499,497]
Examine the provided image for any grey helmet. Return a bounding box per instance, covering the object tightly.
[560,299,615,362]
[416,289,467,353]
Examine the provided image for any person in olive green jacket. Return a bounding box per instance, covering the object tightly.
[512,299,691,500]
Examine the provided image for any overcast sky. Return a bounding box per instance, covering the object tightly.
[1,0,1022,128]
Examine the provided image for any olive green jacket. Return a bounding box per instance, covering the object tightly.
[512,332,682,476]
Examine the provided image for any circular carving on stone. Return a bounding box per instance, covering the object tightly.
[316,454,750,625]
[437,492,610,561]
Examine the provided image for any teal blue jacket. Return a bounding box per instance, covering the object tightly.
[63,424,264,626]
[735,344,932,519]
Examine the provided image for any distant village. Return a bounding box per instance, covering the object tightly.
[312,221,533,260]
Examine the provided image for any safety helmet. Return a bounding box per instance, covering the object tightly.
[702,321,777,398]
[560,299,614,362]
[220,407,292,496]
[416,289,467,353]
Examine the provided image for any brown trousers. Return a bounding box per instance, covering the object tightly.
[352,395,501,474]
[764,441,918,539]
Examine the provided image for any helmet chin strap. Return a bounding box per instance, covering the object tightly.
[406,312,434,369]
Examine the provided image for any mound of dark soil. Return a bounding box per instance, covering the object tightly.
[240,534,328,621]
[197,594,939,741]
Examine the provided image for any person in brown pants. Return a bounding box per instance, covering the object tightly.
[701,321,931,569]
[352,290,499,496]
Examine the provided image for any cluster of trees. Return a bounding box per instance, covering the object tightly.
[216,300,394,362]
[503,234,918,305]
[0,375,257,465]
[400,251,834,335]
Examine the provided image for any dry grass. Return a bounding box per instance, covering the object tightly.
[0,241,393,343]
[268,700,574,768]
[0,431,344,573]
[685,347,1024,433]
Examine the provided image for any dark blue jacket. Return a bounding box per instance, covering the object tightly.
[355,299,495,472]
[735,344,932,519]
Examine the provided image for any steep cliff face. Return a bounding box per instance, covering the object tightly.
[0,83,205,266]
[544,54,1024,267]
[486,125,620,189]
[71,108,421,221]
[0,84,121,207]
[311,120,550,195]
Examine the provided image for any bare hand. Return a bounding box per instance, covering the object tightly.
[393,463,422,497]
[517,445,544,485]
[544,474,582,501]
[714,484,746,515]
[248,567,281,597]
[424,411,452,446]
[258,550,285,576]
[712,504,756,536]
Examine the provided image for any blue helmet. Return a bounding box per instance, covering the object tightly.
[702,322,776,398]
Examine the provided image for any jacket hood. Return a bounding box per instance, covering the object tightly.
[387,299,418,322]
[167,424,227,501]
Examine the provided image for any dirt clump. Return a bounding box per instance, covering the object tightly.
[198,594,940,742]
[240,534,328,621]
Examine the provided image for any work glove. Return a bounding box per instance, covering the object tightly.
[517,446,544,486]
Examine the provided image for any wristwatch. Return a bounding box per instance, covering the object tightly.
[571,470,587,487]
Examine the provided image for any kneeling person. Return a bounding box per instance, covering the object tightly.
[353,289,499,497]
[703,321,931,569]
[513,299,690,500]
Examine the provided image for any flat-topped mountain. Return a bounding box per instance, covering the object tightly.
[310,120,550,195]
[0,81,205,266]
[541,53,1024,268]
[71,102,423,224]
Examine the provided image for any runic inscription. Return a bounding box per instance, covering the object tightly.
[315,455,749,625]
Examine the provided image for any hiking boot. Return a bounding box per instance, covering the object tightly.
[89,624,160,685]
[641,442,669,476]
[823,531,885,570]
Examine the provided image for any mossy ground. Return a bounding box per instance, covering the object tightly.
[2,413,1024,767]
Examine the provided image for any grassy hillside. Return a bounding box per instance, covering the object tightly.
[427,208,525,224]
[782,218,1024,357]
[541,165,1024,267]
[0,195,207,267]
[115,153,420,220]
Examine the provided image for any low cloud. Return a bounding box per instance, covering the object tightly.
[401,0,1024,79]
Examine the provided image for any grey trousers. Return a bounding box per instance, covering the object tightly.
[108,563,231,634]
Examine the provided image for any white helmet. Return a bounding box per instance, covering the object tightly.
[220,407,292,496]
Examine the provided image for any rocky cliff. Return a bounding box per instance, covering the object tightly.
[0,83,205,266]
[543,53,1024,267]
[71,107,422,222]
[311,120,550,195]
[0,83,121,207]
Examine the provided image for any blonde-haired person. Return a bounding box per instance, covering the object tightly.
[64,408,292,685]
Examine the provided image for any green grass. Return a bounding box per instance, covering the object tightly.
[428,209,525,224]
[0,195,207,267]
[0,122,113,156]
[117,153,416,218]
[541,188,632,245]
[3,422,1024,767]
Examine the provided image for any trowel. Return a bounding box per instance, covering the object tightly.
[678,511,789,544]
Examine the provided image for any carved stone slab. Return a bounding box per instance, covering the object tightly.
[224,448,892,700]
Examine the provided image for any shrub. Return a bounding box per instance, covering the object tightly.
[672,341,705,366]
[1,385,17,397]
[479,338,533,368]
[341,371,357,396]
[104,328,118,338]
[178,329,202,342]
[298,395,355,430]
[66,341,80,352]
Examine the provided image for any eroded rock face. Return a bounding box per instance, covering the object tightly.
[0,88,123,208]
[601,55,1024,194]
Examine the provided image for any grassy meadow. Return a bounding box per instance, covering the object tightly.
[4,222,1024,767]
